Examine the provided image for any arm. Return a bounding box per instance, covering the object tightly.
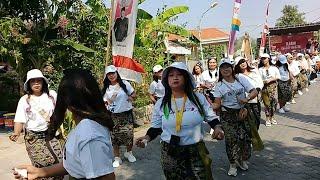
[9,122,24,141]
[149,93,157,104]
[13,162,68,179]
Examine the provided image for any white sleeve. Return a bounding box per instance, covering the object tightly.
[49,90,57,102]
[274,67,281,79]
[79,139,114,179]
[124,80,134,95]
[148,82,156,94]
[197,93,219,122]
[213,83,222,98]
[14,96,27,123]
[151,100,162,128]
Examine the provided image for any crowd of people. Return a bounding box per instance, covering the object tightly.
[10,50,319,179]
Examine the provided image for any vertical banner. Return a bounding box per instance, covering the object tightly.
[228,0,242,58]
[112,0,144,83]
[259,0,271,56]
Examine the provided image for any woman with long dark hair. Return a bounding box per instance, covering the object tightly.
[10,69,64,180]
[136,62,224,179]
[149,65,165,104]
[212,59,258,177]
[201,57,218,102]
[234,57,264,129]
[102,65,137,168]
[192,62,204,90]
[13,69,115,180]
[276,55,293,114]
[259,54,280,126]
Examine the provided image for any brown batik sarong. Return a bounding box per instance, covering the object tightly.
[110,110,134,146]
[278,80,292,103]
[25,130,64,180]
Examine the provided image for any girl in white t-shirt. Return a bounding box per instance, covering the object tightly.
[13,69,115,180]
[149,65,165,104]
[213,59,258,177]
[10,69,64,180]
[259,54,281,126]
[201,57,218,102]
[192,62,204,90]
[136,62,224,179]
[102,65,137,168]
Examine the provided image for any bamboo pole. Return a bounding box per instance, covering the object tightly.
[105,0,115,67]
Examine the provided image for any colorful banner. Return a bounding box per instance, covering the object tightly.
[259,0,271,56]
[228,0,242,57]
[112,0,144,83]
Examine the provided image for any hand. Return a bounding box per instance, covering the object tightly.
[13,165,41,180]
[135,135,150,148]
[264,79,270,84]
[127,96,134,102]
[9,134,20,142]
[238,97,249,105]
[212,125,224,140]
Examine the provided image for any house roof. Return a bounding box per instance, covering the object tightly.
[190,28,229,41]
[167,34,185,41]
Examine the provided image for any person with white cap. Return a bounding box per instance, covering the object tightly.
[259,53,281,126]
[297,53,309,93]
[212,58,258,177]
[136,62,224,179]
[287,53,300,104]
[102,65,137,168]
[276,55,293,114]
[9,69,64,180]
[234,56,264,129]
[149,65,165,104]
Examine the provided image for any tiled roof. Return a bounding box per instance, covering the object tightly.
[190,28,229,40]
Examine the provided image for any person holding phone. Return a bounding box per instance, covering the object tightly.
[136,62,224,179]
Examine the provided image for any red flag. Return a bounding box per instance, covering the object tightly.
[113,55,145,83]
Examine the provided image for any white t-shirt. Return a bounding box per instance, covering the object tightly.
[214,74,255,109]
[259,66,281,81]
[63,119,114,179]
[201,69,218,85]
[193,74,203,88]
[241,70,264,103]
[151,93,219,145]
[103,80,134,113]
[149,80,165,98]
[14,90,57,132]
[288,61,300,76]
[278,66,290,81]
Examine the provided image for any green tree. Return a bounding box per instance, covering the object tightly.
[276,5,306,27]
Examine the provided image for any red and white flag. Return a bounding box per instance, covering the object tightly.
[112,0,144,83]
[259,0,271,56]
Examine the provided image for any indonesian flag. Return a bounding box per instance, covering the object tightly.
[111,0,144,83]
[259,0,271,56]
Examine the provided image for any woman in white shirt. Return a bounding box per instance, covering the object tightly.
[102,65,137,168]
[276,55,293,114]
[234,57,264,129]
[192,62,204,91]
[10,69,64,180]
[213,59,258,177]
[201,57,218,102]
[297,53,309,92]
[287,54,300,104]
[136,62,224,180]
[149,65,165,104]
[13,69,115,180]
[259,54,281,126]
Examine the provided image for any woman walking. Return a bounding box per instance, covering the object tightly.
[103,65,137,168]
[149,65,165,104]
[213,59,258,177]
[234,56,264,129]
[287,54,300,104]
[192,62,204,91]
[13,69,115,180]
[276,55,293,114]
[259,54,281,126]
[201,57,218,103]
[10,69,64,180]
[136,62,224,180]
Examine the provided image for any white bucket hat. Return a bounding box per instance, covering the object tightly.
[24,69,49,91]
[153,65,163,73]
[162,62,196,88]
[297,53,304,57]
[234,56,246,66]
[260,53,270,58]
[219,58,233,67]
[278,55,287,64]
[105,65,117,74]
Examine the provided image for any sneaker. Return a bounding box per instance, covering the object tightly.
[271,118,277,125]
[291,99,297,104]
[305,88,309,92]
[113,157,122,168]
[228,164,237,176]
[278,108,285,114]
[210,128,214,135]
[283,106,290,112]
[124,151,136,163]
[286,102,291,105]
[236,160,248,171]
[265,121,271,127]
[298,90,303,95]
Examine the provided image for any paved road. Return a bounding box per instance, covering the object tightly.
[1,82,319,180]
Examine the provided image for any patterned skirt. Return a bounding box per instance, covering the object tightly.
[24,130,64,180]
[110,110,134,146]
[298,72,309,89]
[247,103,261,130]
[278,80,292,103]
[220,107,252,164]
[291,76,298,95]
[160,141,213,180]
[261,82,278,117]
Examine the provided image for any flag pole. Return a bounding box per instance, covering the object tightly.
[105,0,115,67]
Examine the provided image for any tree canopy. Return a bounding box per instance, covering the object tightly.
[276,5,306,27]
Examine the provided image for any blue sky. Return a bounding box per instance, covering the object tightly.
[134,0,320,38]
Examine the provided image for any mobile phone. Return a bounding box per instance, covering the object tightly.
[14,168,27,178]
